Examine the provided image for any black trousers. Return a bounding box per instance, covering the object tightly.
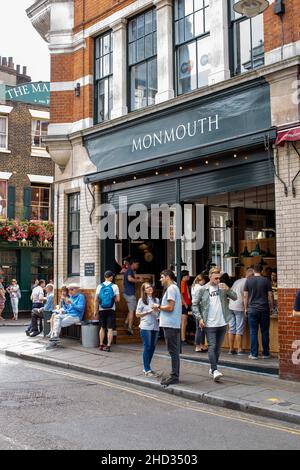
[163,328,181,379]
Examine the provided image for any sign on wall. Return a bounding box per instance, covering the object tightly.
[5,82,50,106]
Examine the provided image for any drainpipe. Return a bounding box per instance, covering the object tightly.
[56,184,60,305]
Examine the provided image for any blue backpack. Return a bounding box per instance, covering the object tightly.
[99,283,115,309]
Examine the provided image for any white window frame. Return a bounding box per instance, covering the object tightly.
[30,184,51,221]
[0,115,8,151]
[0,179,8,219]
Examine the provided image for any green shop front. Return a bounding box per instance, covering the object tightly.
[0,239,53,317]
[84,78,279,352]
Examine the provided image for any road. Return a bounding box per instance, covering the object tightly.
[0,354,300,450]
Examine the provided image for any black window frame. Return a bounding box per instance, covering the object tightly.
[68,193,80,277]
[128,8,158,112]
[174,0,211,96]
[229,0,265,76]
[94,30,113,124]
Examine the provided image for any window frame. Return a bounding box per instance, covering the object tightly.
[229,0,265,76]
[0,180,8,219]
[68,192,80,277]
[94,30,113,124]
[128,8,158,112]
[174,0,211,96]
[0,115,8,150]
[30,184,51,221]
[31,119,49,148]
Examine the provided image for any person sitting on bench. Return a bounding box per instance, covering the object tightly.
[49,283,86,342]
[29,284,54,337]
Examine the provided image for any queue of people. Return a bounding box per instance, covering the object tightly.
[19,258,300,388]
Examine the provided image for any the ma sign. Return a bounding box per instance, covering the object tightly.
[5,82,50,106]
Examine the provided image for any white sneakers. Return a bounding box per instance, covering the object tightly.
[209,369,223,382]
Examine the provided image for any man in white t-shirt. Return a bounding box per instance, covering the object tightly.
[192,267,237,382]
[26,279,46,336]
[153,269,182,387]
[94,271,120,352]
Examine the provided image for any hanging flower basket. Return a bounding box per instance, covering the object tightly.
[0,219,54,243]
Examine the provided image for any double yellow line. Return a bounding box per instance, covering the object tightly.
[25,362,300,438]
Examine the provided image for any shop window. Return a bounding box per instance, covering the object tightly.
[31,185,50,221]
[128,9,157,111]
[95,31,113,123]
[174,0,210,95]
[68,193,80,277]
[31,250,53,285]
[210,209,234,275]
[230,0,264,75]
[0,116,8,150]
[31,119,48,148]
[0,180,7,219]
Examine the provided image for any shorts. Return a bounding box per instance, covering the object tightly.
[123,294,137,312]
[99,309,116,330]
[229,310,246,335]
[182,305,190,316]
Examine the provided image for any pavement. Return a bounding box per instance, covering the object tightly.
[1,326,300,425]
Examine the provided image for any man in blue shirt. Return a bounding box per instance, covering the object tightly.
[29,284,54,337]
[49,283,86,342]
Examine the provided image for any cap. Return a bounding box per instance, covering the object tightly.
[104,270,115,279]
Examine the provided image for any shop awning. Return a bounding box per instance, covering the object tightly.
[276,126,300,146]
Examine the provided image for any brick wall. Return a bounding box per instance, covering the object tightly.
[264,0,300,53]
[2,101,54,219]
[278,288,300,381]
[275,144,300,381]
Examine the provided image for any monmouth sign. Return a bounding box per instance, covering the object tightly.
[5,82,50,106]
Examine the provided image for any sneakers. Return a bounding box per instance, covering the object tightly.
[160,376,179,387]
[29,331,40,337]
[248,354,258,360]
[99,344,104,351]
[228,350,236,355]
[262,355,272,359]
[209,369,223,382]
[144,370,155,377]
[127,327,134,336]
[213,370,223,382]
[103,346,111,352]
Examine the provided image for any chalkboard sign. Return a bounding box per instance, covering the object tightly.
[84,263,95,277]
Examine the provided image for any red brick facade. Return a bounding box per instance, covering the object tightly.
[264,0,300,52]
[278,289,300,381]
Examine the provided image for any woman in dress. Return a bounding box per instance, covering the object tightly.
[0,278,6,321]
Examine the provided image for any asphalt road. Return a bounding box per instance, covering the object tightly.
[0,354,300,450]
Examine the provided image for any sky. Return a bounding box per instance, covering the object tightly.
[0,0,50,82]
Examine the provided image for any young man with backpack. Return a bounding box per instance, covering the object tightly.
[94,271,120,352]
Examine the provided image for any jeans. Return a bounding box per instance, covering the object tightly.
[140,329,159,373]
[163,328,181,379]
[206,326,227,373]
[248,311,270,357]
[195,319,206,346]
[10,297,19,318]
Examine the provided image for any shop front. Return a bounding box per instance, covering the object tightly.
[0,240,53,317]
[84,77,277,351]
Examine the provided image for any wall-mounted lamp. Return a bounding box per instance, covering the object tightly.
[233,0,269,18]
[75,82,81,97]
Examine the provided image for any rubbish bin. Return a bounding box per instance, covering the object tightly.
[81,320,100,348]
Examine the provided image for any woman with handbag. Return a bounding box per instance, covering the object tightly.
[7,279,21,321]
